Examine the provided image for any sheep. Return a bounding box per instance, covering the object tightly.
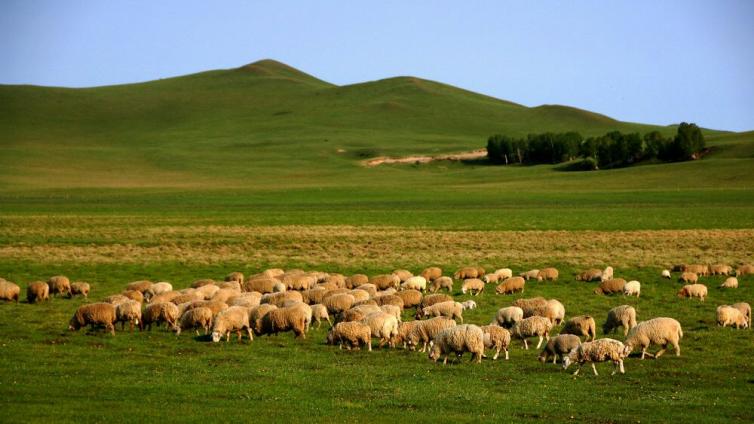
[170,292,204,306]
[142,302,180,331]
[373,294,404,309]
[369,274,401,290]
[461,300,477,310]
[731,302,751,328]
[228,292,262,307]
[243,277,282,294]
[67,281,89,298]
[115,300,143,332]
[26,281,49,304]
[361,311,399,348]
[428,276,453,293]
[453,267,480,280]
[593,278,626,295]
[322,288,350,300]
[420,267,443,281]
[194,284,219,300]
[416,301,463,323]
[391,320,423,349]
[602,305,637,336]
[250,304,278,332]
[284,274,316,291]
[709,264,732,276]
[326,321,372,351]
[393,269,413,282]
[190,278,216,288]
[210,288,241,304]
[126,280,153,293]
[0,280,20,303]
[576,268,602,282]
[480,325,511,360]
[323,293,356,315]
[380,304,402,323]
[538,334,581,364]
[684,264,709,276]
[494,268,513,280]
[623,280,641,297]
[482,273,502,284]
[148,290,181,304]
[300,287,328,305]
[719,277,738,289]
[257,304,310,338]
[395,289,422,308]
[624,317,683,359]
[407,316,457,352]
[349,289,371,304]
[677,284,708,302]
[716,305,748,329]
[310,304,331,328]
[261,290,304,307]
[601,266,614,282]
[428,324,485,364]
[512,297,548,318]
[121,289,144,303]
[735,264,754,277]
[495,276,525,295]
[519,269,539,281]
[401,276,427,292]
[225,272,244,284]
[219,281,241,291]
[679,272,698,284]
[68,303,116,335]
[547,299,565,325]
[338,304,382,324]
[495,306,524,328]
[346,274,369,288]
[47,275,71,298]
[562,338,629,376]
[511,315,552,349]
[262,268,285,278]
[354,284,377,298]
[461,278,484,296]
[103,294,131,306]
[184,300,229,317]
[561,315,597,341]
[420,293,453,309]
[175,306,213,336]
[536,267,559,282]
[661,269,672,279]
[211,306,254,342]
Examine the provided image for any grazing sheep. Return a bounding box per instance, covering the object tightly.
[461,300,477,310]
[47,276,71,298]
[677,284,708,302]
[401,276,427,292]
[374,294,405,309]
[420,293,453,309]
[321,288,350,300]
[26,281,49,304]
[601,266,614,282]
[354,284,377,298]
[148,291,181,304]
[126,280,153,293]
[420,267,442,281]
[454,267,480,280]
[709,264,732,276]
[219,281,241,291]
[428,324,485,364]
[393,269,413,282]
[495,276,525,295]
[679,272,699,284]
[190,279,215,288]
[243,277,282,294]
[716,305,748,329]
[603,305,638,336]
[684,264,709,276]
[719,277,738,289]
[536,268,559,282]
[176,306,213,336]
[547,299,565,325]
[193,284,219,300]
[310,304,331,328]
[391,320,423,349]
[735,264,754,277]
[495,306,524,328]
[300,287,328,305]
[481,325,511,360]
[511,316,552,349]
[184,300,229,317]
[70,282,90,298]
[538,334,581,364]
[369,274,401,290]
[284,274,317,291]
[115,300,143,332]
[361,312,400,348]
[211,306,254,342]
[576,268,603,282]
[225,272,244,284]
[210,288,241,304]
[326,321,372,351]
[407,317,457,352]
[519,269,539,281]
[170,292,204,306]
[323,293,356,315]
[257,304,310,338]
[142,302,180,331]
[482,273,502,284]
[661,270,672,279]
[416,301,463,323]
[563,338,629,376]
[69,303,117,334]
[227,292,262,309]
[428,276,453,293]
[121,290,144,303]
[512,297,548,318]
[623,280,641,297]
[349,289,371,304]
[338,304,382,324]
[395,289,422,308]
[0,280,20,303]
[561,315,597,341]
[593,278,626,295]
[261,290,304,307]
[461,279,484,296]
[494,268,513,280]
[380,304,402,323]
[103,294,131,306]
[346,274,369,288]
[250,304,278,332]
[624,317,683,359]
[731,302,751,328]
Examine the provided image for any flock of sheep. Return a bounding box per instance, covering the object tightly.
[0,262,751,376]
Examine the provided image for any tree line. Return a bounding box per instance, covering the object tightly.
[486,122,706,170]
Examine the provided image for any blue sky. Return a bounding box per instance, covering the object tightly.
[1,1,753,131]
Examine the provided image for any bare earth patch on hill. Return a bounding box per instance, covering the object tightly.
[363,149,487,167]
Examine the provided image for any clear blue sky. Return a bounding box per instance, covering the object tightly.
[2,1,753,131]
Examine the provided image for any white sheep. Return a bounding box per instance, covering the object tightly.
[661,269,672,279]
[601,266,614,282]
[115,300,143,332]
[145,282,173,301]
[428,324,485,364]
[361,312,399,348]
[310,304,331,328]
[495,306,524,328]
[176,306,213,336]
[719,277,738,289]
[480,325,511,360]
[538,334,581,364]
[326,321,372,350]
[624,317,683,359]
[494,268,513,280]
[602,305,637,336]
[461,279,484,296]
[623,280,641,297]
[416,301,463,323]
[511,316,552,349]
[380,304,402,323]
[461,300,477,310]
[401,276,427,292]
[732,302,751,329]
[716,305,748,329]
[211,306,254,342]
[407,317,457,352]
[562,338,629,376]
[677,284,707,302]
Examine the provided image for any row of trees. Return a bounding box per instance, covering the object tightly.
[485,122,705,170]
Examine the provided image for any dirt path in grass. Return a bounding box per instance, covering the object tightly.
[363,149,487,167]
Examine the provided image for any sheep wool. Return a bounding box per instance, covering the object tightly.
[677,284,707,302]
[258,305,310,339]
[480,325,511,360]
[212,306,254,342]
[326,321,372,351]
[26,281,49,304]
[623,280,641,297]
[310,304,331,328]
[401,276,427,292]
[361,312,399,348]
[519,269,539,281]
[563,338,629,376]
[561,315,597,341]
[594,278,626,295]
[602,305,637,336]
[461,279,484,296]
[420,267,443,282]
[536,267,559,282]
[495,277,525,295]
[69,303,117,335]
[576,268,602,282]
[716,305,748,329]
[538,334,581,364]
[115,300,143,332]
[395,289,422,308]
[453,267,480,280]
[719,277,738,289]
[731,302,751,328]
[416,301,463,323]
[47,275,72,297]
[624,317,683,359]
[0,280,20,303]
[428,324,485,364]
[428,276,453,293]
[511,315,553,349]
[407,317,457,352]
[176,306,213,336]
[495,306,524,328]
[70,282,90,298]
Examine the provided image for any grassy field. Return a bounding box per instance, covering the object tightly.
[1,60,753,422]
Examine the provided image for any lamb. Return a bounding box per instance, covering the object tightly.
[360,311,400,348]
[257,304,310,338]
[420,293,453,309]
[310,304,331,328]
[420,267,442,281]
[125,280,153,293]
[407,316,457,352]
[26,281,49,304]
[461,279,484,296]
[416,301,463,323]
[731,302,751,328]
[428,324,485,364]
[519,269,539,281]
[224,272,244,284]
[735,264,754,277]
[719,277,738,289]
[369,274,401,290]
[538,334,581,364]
[401,276,427,292]
[453,267,480,280]
[480,325,511,360]
[395,289,422,308]
[495,276,525,295]
[601,266,614,282]
[562,338,629,376]
[326,321,372,351]
[322,293,356,315]
[461,300,477,310]
[623,280,641,297]
[536,267,559,282]
[374,294,404,309]
[576,268,602,282]
[211,306,254,342]
[561,315,597,341]
[602,305,638,336]
[624,317,683,359]
[115,300,143,332]
[47,275,71,297]
[261,290,304,307]
[677,284,707,302]
[510,316,553,349]
[69,303,117,335]
[482,273,502,284]
[175,306,213,336]
[495,306,524,328]
[0,280,20,302]
[70,282,90,298]
[493,268,513,280]
[593,278,626,295]
[679,272,698,284]
[142,302,180,331]
[243,277,282,294]
[661,270,672,279]
[428,276,453,293]
[380,304,402,323]
[393,269,413,282]
[716,305,748,329]
[709,264,732,276]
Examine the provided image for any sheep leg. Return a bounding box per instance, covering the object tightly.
[493,348,500,360]
[504,349,509,360]
[553,355,558,364]
[591,363,599,376]
[613,360,625,375]
[641,347,655,359]
[673,342,680,356]
[655,346,667,358]
[523,339,529,350]
[573,364,582,376]
[535,336,543,349]
[442,355,448,365]
[247,328,254,341]
[108,324,115,336]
